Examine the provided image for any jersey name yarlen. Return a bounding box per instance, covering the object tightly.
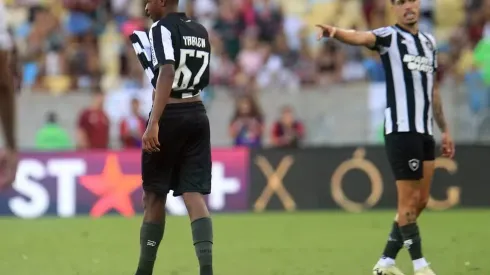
[183,36,206,48]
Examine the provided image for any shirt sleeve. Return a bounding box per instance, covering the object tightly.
[149,22,175,67]
[368,27,393,52]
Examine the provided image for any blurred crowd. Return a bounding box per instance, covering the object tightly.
[3,0,490,149]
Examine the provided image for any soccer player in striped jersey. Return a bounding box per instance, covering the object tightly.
[134,0,213,275]
[0,0,18,191]
[316,0,454,275]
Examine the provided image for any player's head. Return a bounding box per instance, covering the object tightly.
[145,0,179,21]
[390,0,420,27]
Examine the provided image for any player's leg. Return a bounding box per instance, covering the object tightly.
[135,134,181,275]
[416,161,434,216]
[374,133,426,275]
[416,136,436,217]
[183,192,213,275]
[135,189,167,275]
[176,103,213,275]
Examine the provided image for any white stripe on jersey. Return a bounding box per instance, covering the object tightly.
[387,30,409,133]
[0,1,12,50]
[402,32,426,133]
[160,26,175,61]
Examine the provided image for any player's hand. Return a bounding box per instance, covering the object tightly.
[0,148,18,191]
[315,24,336,40]
[142,123,160,153]
[441,132,455,159]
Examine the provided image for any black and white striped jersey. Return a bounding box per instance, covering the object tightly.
[147,12,210,99]
[369,24,437,136]
[0,1,12,51]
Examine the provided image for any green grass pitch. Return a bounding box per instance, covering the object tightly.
[0,210,488,275]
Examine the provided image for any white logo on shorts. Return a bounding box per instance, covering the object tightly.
[408,159,420,171]
[403,239,413,249]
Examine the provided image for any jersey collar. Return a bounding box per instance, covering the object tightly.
[166,12,187,19]
[395,24,419,36]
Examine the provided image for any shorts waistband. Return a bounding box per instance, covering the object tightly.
[162,101,206,116]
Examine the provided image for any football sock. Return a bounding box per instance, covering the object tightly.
[191,217,214,275]
[377,257,395,267]
[399,223,424,260]
[413,258,429,271]
[381,222,404,261]
[135,222,165,275]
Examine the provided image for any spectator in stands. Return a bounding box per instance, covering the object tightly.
[364,53,386,143]
[256,41,300,92]
[119,98,146,149]
[21,6,64,90]
[237,30,265,77]
[465,63,489,115]
[316,39,343,86]
[293,37,317,86]
[213,1,244,61]
[209,33,236,86]
[67,32,100,90]
[76,89,109,150]
[229,95,264,147]
[35,111,72,151]
[271,106,305,148]
[255,0,283,44]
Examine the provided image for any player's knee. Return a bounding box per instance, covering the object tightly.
[400,189,420,207]
[182,192,209,220]
[143,192,166,210]
[418,196,429,212]
[398,188,420,209]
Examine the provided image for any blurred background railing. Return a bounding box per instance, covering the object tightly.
[10,81,490,149]
[1,0,489,151]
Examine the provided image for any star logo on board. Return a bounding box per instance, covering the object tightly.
[79,154,140,217]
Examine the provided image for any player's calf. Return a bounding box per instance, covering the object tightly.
[183,192,213,275]
[396,181,429,271]
[135,192,166,275]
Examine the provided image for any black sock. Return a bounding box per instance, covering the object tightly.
[399,223,423,260]
[135,222,165,275]
[191,217,213,275]
[381,222,404,259]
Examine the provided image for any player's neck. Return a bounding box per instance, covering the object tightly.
[162,7,179,17]
[396,22,419,35]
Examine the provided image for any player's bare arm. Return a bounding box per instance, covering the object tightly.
[143,64,175,153]
[432,81,447,133]
[0,51,15,150]
[316,24,377,48]
[0,49,18,190]
[433,80,455,158]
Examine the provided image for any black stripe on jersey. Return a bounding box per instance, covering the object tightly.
[396,34,416,131]
[381,53,397,132]
[413,36,430,134]
[419,32,437,71]
[129,32,157,88]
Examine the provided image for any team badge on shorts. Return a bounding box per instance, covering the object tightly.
[408,159,420,171]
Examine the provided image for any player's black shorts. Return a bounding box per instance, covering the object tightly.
[384,132,435,180]
[142,101,211,197]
